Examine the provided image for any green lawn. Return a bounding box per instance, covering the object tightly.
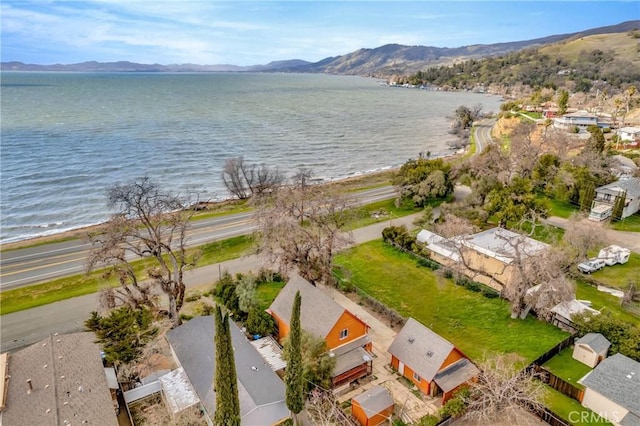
[548,198,579,219]
[542,347,592,389]
[609,214,640,232]
[255,281,286,310]
[543,386,613,426]
[589,252,640,290]
[0,235,255,316]
[334,240,569,364]
[346,199,423,230]
[575,280,640,326]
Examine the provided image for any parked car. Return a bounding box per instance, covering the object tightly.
[578,258,606,274]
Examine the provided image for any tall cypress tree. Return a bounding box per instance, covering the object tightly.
[612,190,627,221]
[214,306,241,426]
[285,291,304,423]
[580,184,595,212]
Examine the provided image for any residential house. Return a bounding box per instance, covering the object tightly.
[553,110,611,132]
[0,332,119,426]
[268,274,373,387]
[351,385,395,426]
[166,316,289,426]
[589,177,640,221]
[387,318,479,403]
[617,126,640,142]
[573,333,611,368]
[418,227,548,293]
[578,353,640,426]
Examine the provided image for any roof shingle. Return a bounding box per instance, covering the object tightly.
[268,274,346,339]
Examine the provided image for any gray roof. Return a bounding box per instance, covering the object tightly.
[387,318,454,382]
[166,316,289,425]
[333,347,371,377]
[580,353,640,418]
[463,228,548,264]
[1,332,118,426]
[268,274,346,339]
[433,358,480,393]
[596,177,640,199]
[352,385,394,418]
[575,333,611,356]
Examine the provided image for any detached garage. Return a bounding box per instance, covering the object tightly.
[352,385,394,426]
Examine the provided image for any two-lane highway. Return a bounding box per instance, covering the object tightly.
[474,118,496,154]
[0,186,396,290]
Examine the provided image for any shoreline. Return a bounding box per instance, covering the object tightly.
[0,168,395,251]
[0,147,469,251]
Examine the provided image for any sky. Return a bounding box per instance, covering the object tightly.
[1,1,639,66]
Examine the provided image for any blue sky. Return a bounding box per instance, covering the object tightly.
[2,1,638,66]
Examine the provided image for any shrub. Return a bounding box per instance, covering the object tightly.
[184,292,202,303]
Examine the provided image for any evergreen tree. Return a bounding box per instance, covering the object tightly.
[586,126,605,153]
[84,306,157,365]
[557,89,569,115]
[579,184,595,212]
[612,190,627,221]
[284,291,304,423]
[214,306,240,426]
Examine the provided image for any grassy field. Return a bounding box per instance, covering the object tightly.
[334,240,569,364]
[609,214,640,232]
[589,252,640,291]
[255,281,286,310]
[0,235,255,315]
[539,32,640,67]
[542,346,592,389]
[547,198,579,219]
[543,386,612,426]
[575,280,640,326]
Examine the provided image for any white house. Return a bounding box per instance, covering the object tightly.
[617,126,640,142]
[589,177,640,221]
[579,353,640,426]
[573,333,611,368]
[553,110,611,132]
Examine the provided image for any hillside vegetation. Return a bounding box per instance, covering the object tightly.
[406,31,640,92]
[539,32,640,66]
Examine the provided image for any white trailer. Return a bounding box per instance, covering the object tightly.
[597,245,631,266]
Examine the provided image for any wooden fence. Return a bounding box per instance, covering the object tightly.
[530,335,575,367]
[534,365,585,402]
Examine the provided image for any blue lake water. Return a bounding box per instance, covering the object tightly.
[0,72,502,243]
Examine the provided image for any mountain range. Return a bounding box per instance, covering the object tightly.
[2,20,638,77]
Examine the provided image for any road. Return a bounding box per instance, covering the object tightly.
[0,211,424,353]
[474,118,496,154]
[0,186,396,290]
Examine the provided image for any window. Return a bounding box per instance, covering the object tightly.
[339,329,348,340]
[413,372,421,382]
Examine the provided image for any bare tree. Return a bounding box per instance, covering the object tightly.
[305,389,343,426]
[253,181,353,286]
[88,178,197,328]
[462,355,545,425]
[221,157,283,199]
[508,121,546,181]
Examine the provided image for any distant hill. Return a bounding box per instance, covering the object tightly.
[2,20,638,77]
[281,20,640,76]
[0,59,311,73]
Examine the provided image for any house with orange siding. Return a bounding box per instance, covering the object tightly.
[351,385,394,426]
[388,318,479,403]
[268,274,373,387]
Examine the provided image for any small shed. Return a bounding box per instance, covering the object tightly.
[573,333,611,368]
[351,385,394,426]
